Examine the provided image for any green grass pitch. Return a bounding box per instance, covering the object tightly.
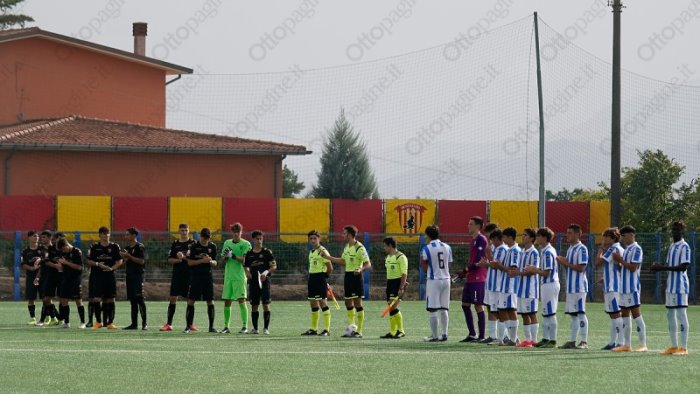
[0,301,697,393]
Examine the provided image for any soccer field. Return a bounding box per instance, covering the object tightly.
[0,301,697,393]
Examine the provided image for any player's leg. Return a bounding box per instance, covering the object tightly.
[560,293,579,348]
[125,276,138,329]
[461,283,476,340]
[352,282,365,337]
[250,282,260,333]
[423,280,439,341]
[661,292,680,354]
[75,297,86,328]
[438,280,450,341]
[262,282,271,334]
[473,283,486,340]
[303,275,323,335]
[344,273,356,331]
[237,297,248,333]
[59,298,70,327]
[185,298,196,333]
[137,280,147,330]
[577,294,589,348]
[222,277,234,331]
[677,306,689,354]
[205,275,216,333]
[630,301,647,351]
[26,275,37,324]
[320,298,331,336]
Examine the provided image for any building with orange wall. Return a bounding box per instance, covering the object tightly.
[0,24,310,198]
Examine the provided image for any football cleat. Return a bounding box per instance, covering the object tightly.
[238,327,248,334]
[301,329,318,336]
[394,331,405,338]
[633,345,648,352]
[318,330,330,337]
[611,345,631,352]
[263,329,270,335]
[576,341,589,349]
[92,322,103,330]
[78,323,87,329]
[534,339,549,348]
[250,329,259,335]
[459,335,479,343]
[159,324,173,332]
[350,331,363,338]
[661,347,679,355]
[673,348,688,356]
[122,325,138,330]
[423,336,440,342]
[28,318,37,325]
[220,328,231,334]
[208,327,218,333]
[106,323,118,330]
[601,343,617,350]
[558,341,577,349]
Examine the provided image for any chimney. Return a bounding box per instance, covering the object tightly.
[132,22,147,56]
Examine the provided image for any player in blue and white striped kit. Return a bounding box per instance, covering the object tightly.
[596,227,624,350]
[514,228,539,348]
[556,224,589,349]
[611,225,647,352]
[652,221,692,356]
[482,227,509,344]
[526,227,559,348]
[495,227,520,346]
[421,225,453,342]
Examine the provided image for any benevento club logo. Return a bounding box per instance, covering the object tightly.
[395,203,427,234]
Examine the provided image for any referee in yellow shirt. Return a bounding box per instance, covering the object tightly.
[301,230,334,337]
[381,237,408,339]
[327,225,371,338]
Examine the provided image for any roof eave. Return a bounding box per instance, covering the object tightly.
[0,143,311,156]
[0,29,193,75]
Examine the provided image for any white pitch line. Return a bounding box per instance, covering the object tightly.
[0,347,665,356]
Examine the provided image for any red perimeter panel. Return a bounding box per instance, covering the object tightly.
[113,197,168,231]
[545,201,590,234]
[0,196,55,231]
[332,199,383,239]
[223,198,278,234]
[437,200,488,242]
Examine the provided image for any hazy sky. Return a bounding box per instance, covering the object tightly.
[18,0,700,199]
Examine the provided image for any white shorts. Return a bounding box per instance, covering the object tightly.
[619,292,641,308]
[604,292,621,313]
[565,292,587,314]
[540,282,560,316]
[666,292,688,308]
[426,279,451,310]
[486,290,499,311]
[517,297,538,314]
[498,292,517,310]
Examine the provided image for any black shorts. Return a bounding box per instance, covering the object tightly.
[88,272,101,298]
[307,273,327,300]
[40,274,60,298]
[386,278,402,302]
[126,273,144,300]
[188,274,213,301]
[170,271,191,298]
[249,279,271,305]
[99,272,117,299]
[59,275,82,299]
[344,272,364,299]
[25,273,38,300]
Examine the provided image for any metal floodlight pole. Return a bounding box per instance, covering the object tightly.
[534,12,546,228]
[610,0,624,226]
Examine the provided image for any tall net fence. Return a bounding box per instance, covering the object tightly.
[166,15,700,201]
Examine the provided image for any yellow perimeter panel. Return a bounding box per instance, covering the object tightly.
[489,201,538,232]
[57,196,111,240]
[169,197,222,239]
[385,199,436,241]
[589,200,611,235]
[279,198,330,242]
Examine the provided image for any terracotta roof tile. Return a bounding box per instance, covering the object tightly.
[0,116,310,155]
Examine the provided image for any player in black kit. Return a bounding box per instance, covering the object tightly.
[244,230,277,335]
[160,223,195,331]
[121,227,147,330]
[86,227,123,329]
[21,231,43,325]
[56,238,85,328]
[184,228,218,334]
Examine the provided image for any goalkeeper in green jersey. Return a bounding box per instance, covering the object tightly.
[220,223,252,334]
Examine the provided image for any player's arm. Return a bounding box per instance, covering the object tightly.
[327,255,344,265]
[651,262,689,272]
[324,260,333,276]
[556,255,586,272]
[61,251,83,271]
[595,246,607,267]
[167,243,185,265]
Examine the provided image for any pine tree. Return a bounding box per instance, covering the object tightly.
[310,109,379,199]
[0,0,34,30]
[282,164,305,198]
